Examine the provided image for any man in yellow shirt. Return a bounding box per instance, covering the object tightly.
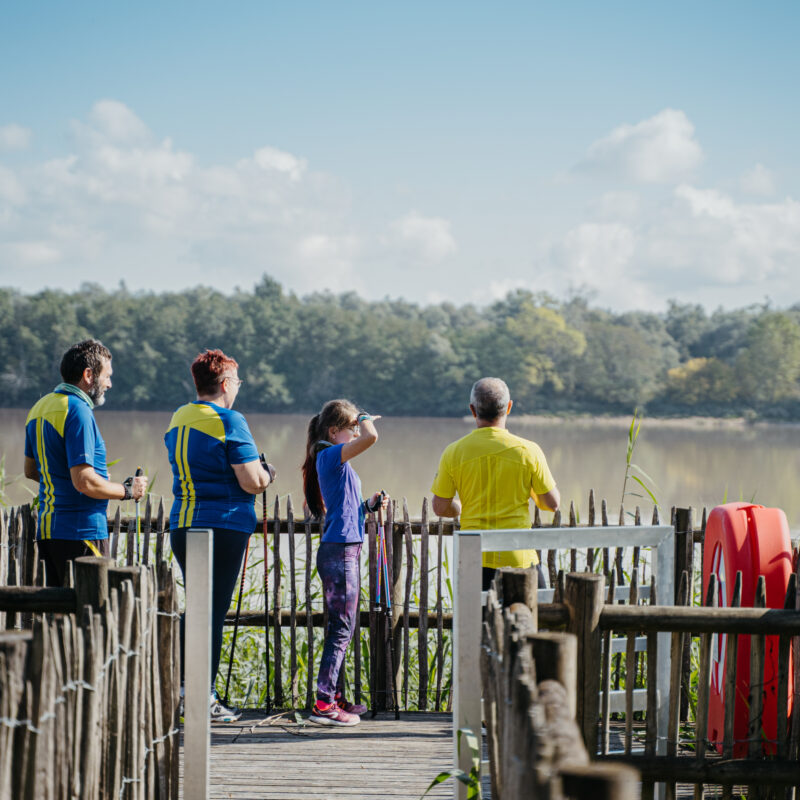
[431,377,560,590]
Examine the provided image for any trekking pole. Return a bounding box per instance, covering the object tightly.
[263,488,272,713]
[371,512,383,719]
[378,503,400,720]
[223,537,250,706]
[134,467,143,562]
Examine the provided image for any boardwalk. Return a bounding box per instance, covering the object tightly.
[181,712,457,800]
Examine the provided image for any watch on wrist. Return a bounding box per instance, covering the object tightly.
[122,476,134,501]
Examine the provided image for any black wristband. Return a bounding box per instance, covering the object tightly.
[122,477,133,501]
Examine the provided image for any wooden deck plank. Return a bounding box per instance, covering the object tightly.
[181,712,455,800]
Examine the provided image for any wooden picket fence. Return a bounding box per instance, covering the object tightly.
[0,557,181,800]
[513,565,800,798]
[482,567,639,800]
[1,494,716,715]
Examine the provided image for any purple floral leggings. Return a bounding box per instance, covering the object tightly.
[316,541,361,703]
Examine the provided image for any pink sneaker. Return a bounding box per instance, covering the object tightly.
[335,694,368,716]
[309,701,360,727]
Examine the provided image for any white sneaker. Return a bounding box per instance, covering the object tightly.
[209,693,241,723]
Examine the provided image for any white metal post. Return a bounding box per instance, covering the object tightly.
[450,524,675,800]
[185,528,212,800]
[453,530,482,800]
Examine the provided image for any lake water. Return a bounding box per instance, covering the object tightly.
[3,408,800,528]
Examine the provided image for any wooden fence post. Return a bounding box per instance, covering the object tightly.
[565,572,605,753]
[674,507,694,723]
[73,557,110,614]
[560,763,639,800]
[528,631,578,718]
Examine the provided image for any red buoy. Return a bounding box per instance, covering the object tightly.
[703,502,793,756]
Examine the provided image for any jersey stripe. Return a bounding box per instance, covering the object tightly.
[175,426,196,528]
[36,418,55,538]
[175,426,188,527]
[181,425,196,527]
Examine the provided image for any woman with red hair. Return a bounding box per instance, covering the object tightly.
[165,349,274,722]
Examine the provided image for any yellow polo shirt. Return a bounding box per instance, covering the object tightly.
[430,426,556,568]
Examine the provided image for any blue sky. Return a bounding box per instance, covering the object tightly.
[1,1,798,310]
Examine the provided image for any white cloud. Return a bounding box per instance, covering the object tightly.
[578,109,703,184]
[0,100,371,295]
[0,100,796,314]
[390,211,456,262]
[253,146,307,182]
[86,100,151,144]
[669,185,800,284]
[0,124,32,151]
[486,278,528,301]
[590,191,641,222]
[8,241,61,265]
[0,165,26,205]
[553,222,636,288]
[740,163,776,196]
[533,184,800,309]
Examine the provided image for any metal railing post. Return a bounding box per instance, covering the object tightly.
[184,528,212,800]
[453,530,482,800]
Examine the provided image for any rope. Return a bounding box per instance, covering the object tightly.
[1,596,182,796]
[118,726,181,798]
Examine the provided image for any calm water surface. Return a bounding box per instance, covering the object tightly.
[3,409,800,527]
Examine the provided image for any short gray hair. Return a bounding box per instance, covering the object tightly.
[470,377,511,421]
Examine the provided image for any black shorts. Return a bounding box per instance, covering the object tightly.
[38,538,109,587]
[481,564,547,592]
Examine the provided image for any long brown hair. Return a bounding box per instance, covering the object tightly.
[302,399,359,518]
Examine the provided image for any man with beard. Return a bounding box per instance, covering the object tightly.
[24,339,148,586]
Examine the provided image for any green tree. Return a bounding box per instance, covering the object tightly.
[735,312,800,406]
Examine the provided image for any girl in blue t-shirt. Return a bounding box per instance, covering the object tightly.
[302,398,387,726]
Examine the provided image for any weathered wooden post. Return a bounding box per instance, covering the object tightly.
[184,529,212,800]
[529,631,578,718]
[674,507,694,723]
[560,763,639,800]
[564,572,605,753]
[73,556,110,613]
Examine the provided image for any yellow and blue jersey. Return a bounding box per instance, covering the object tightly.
[24,390,110,540]
[164,401,260,534]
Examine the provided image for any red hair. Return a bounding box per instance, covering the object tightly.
[191,349,238,395]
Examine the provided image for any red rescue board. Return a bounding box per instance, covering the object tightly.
[703,502,793,756]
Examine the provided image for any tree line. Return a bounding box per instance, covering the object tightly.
[2,275,799,419]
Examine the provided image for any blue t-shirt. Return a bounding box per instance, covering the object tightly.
[164,401,260,535]
[317,443,365,544]
[24,390,110,540]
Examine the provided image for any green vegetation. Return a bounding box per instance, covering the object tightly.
[421,728,482,799]
[2,277,800,419]
[620,409,659,515]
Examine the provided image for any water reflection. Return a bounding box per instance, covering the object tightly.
[2,409,799,528]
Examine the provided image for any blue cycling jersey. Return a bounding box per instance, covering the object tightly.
[24,389,109,540]
[164,401,260,534]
